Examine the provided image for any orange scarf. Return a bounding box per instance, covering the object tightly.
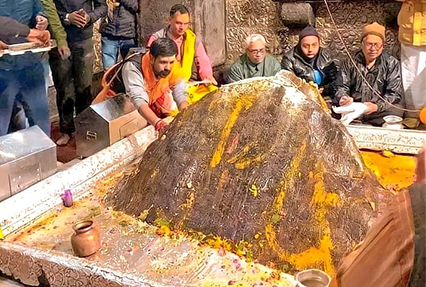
[141,52,181,117]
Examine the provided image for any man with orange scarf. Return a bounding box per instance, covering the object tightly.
[122,38,188,131]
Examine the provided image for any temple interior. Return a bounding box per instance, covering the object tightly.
[0,0,425,287]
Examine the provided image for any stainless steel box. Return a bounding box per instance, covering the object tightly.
[0,126,57,201]
[75,94,147,158]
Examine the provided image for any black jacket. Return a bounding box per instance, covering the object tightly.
[281,46,338,98]
[53,0,107,43]
[100,0,138,38]
[335,51,403,113]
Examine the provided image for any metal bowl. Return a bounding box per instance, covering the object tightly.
[383,115,403,124]
[295,269,331,287]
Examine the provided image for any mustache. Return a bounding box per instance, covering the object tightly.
[156,69,171,78]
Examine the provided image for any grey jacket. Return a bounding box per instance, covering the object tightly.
[121,54,187,110]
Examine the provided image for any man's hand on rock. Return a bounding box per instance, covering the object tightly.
[204,76,217,86]
[179,101,189,111]
[155,119,168,132]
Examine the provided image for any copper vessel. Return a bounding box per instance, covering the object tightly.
[71,220,101,257]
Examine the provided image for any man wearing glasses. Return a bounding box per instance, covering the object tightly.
[335,22,404,126]
[226,34,281,83]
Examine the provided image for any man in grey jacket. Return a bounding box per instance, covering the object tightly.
[122,38,188,132]
[227,34,281,83]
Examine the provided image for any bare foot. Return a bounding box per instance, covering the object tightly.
[56,133,71,146]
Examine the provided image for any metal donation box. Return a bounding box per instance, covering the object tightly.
[75,94,147,158]
[0,126,57,201]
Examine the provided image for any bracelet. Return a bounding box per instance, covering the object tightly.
[64,13,70,24]
[154,119,163,129]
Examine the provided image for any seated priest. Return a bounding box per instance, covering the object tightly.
[335,22,404,126]
[226,34,281,83]
[281,26,338,99]
[122,37,188,131]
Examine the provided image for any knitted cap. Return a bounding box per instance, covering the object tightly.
[361,22,385,42]
[299,26,319,41]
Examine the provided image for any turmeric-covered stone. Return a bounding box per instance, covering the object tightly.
[107,71,385,274]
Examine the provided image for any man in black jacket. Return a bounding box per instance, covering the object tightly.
[281,26,338,99]
[335,22,404,127]
[100,0,138,69]
[50,0,107,145]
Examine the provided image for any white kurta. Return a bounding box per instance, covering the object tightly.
[400,43,426,117]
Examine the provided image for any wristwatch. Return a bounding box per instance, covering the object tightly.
[64,13,70,24]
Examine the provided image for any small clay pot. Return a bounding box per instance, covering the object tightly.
[71,220,101,257]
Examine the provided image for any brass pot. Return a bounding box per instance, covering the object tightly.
[71,220,101,257]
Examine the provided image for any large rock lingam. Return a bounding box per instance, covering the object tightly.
[107,71,385,274]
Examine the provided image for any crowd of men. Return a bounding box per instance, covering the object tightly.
[0,1,425,141]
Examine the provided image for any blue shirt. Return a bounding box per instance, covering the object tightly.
[313,69,323,86]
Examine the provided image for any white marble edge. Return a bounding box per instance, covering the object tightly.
[346,125,426,154]
[0,125,157,237]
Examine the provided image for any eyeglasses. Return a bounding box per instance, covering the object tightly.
[363,41,383,50]
[248,48,266,55]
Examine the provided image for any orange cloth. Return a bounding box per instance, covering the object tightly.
[141,52,181,117]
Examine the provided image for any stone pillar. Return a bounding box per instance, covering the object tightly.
[193,0,226,66]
